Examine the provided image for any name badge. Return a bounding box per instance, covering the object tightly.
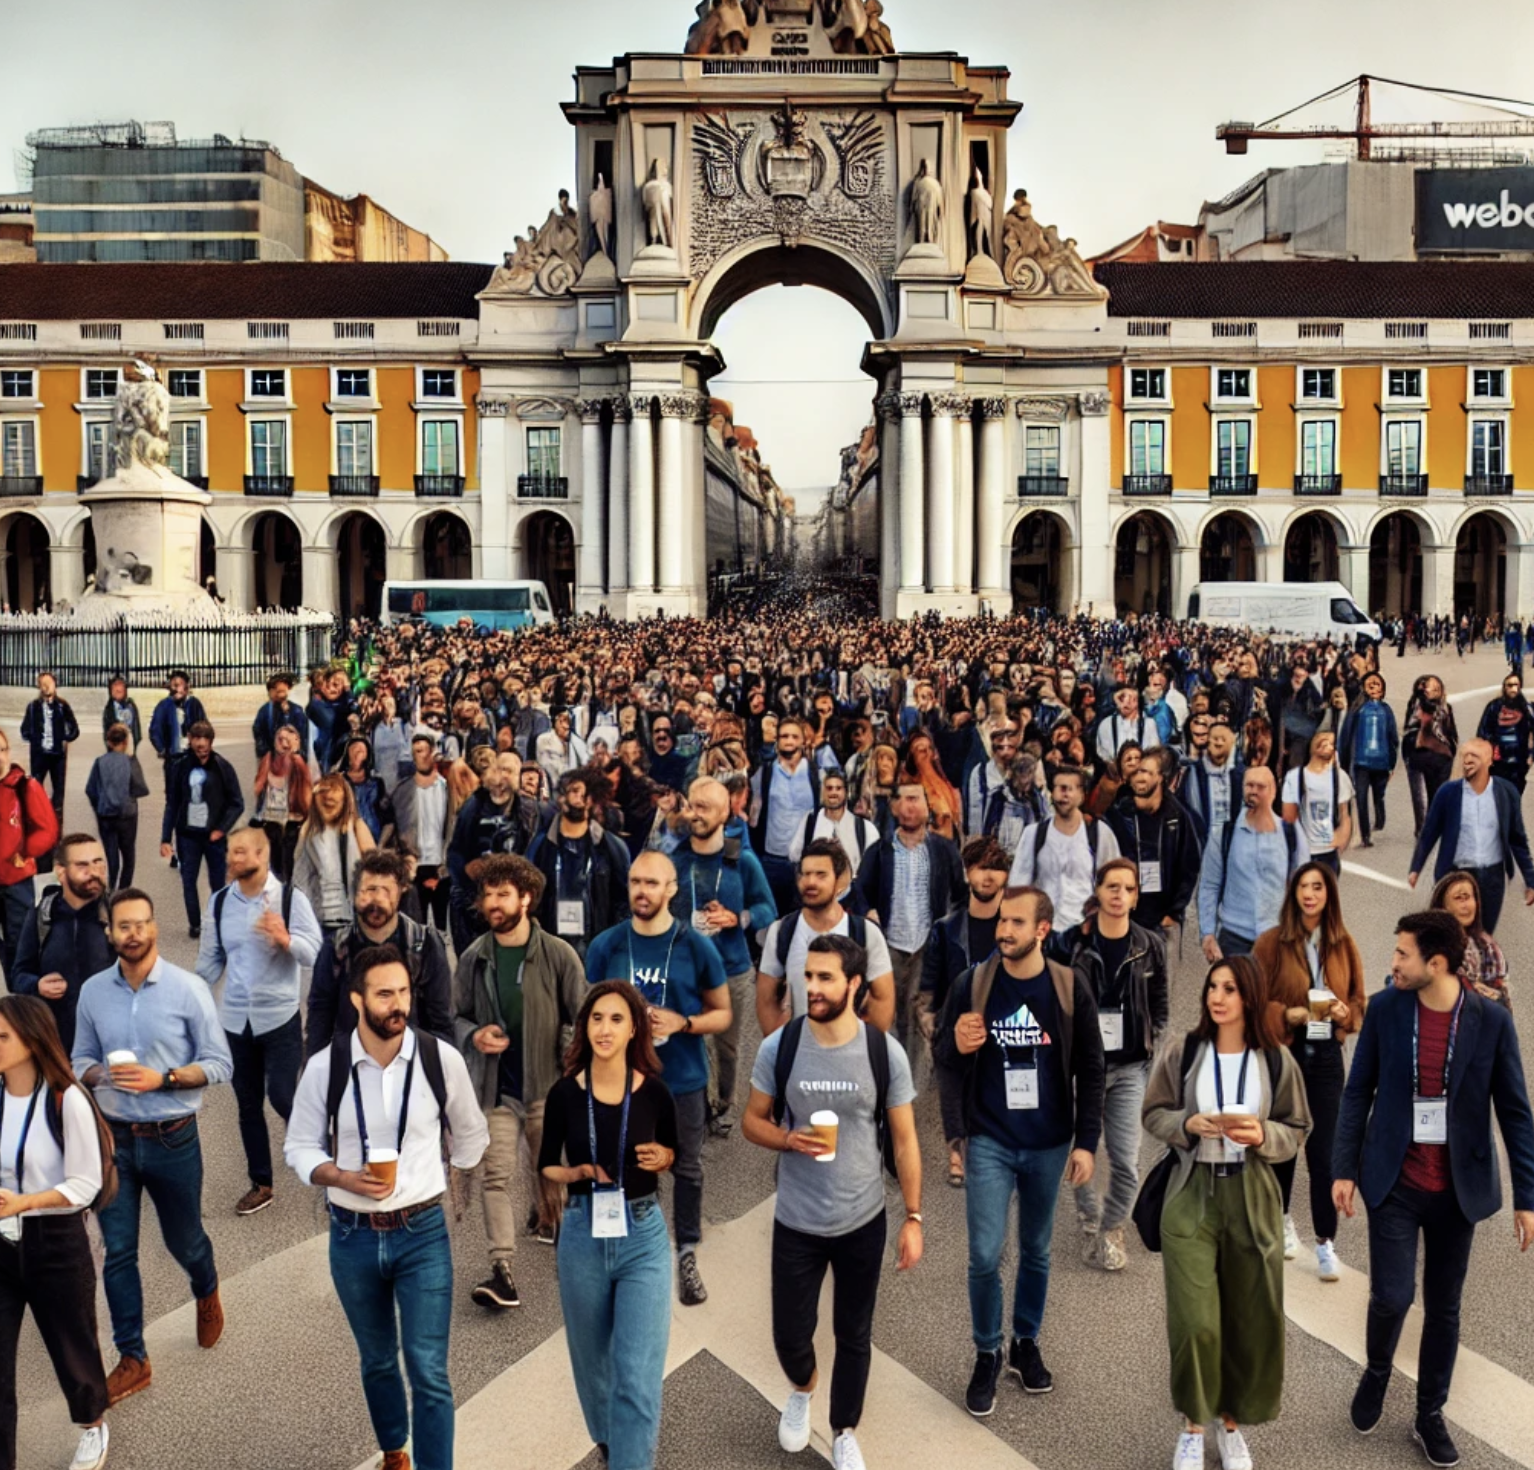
[1139,860,1163,894]
[0,1217,18,1245]
[1099,1008,1125,1052]
[557,899,585,937]
[691,909,718,937]
[1306,1020,1333,1042]
[1004,1064,1039,1111]
[591,1185,628,1238]
[1413,1096,1448,1145]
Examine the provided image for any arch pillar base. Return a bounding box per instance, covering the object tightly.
[1340,544,1371,610]
[302,546,337,615]
[215,546,255,612]
[894,589,981,619]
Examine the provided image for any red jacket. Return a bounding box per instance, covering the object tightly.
[0,765,60,884]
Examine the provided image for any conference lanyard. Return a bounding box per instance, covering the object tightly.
[585,1067,632,1187]
[0,1084,43,1195]
[1413,992,1464,1096]
[350,1054,416,1157]
[627,925,681,1003]
[1213,1048,1251,1113]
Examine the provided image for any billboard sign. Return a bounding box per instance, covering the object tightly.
[1417,168,1534,253]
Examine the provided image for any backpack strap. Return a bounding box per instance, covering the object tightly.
[325,1039,353,1158]
[864,1022,895,1175]
[775,910,801,968]
[415,1030,450,1126]
[771,1015,808,1128]
[1086,815,1099,861]
[212,886,229,952]
[282,883,294,929]
[34,886,59,951]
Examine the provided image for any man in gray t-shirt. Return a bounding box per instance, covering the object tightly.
[743,933,924,1467]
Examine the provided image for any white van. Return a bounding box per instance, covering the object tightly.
[1187,581,1381,643]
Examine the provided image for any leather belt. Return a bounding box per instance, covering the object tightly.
[1210,1161,1246,1179]
[329,1196,443,1232]
[112,1115,195,1139]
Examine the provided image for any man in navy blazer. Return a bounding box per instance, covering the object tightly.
[1333,909,1534,1466]
[1407,738,1534,934]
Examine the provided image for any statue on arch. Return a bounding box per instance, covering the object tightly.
[967,166,994,260]
[589,173,613,258]
[821,0,895,54]
[684,0,759,56]
[909,158,943,246]
[641,158,675,250]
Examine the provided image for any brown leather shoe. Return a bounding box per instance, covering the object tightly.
[236,1185,274,1216]
[106,1355,151,1405]
[381,1452,411,1470]
[196,1286,224,1348]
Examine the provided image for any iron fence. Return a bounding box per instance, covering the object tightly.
[0,612,336,687]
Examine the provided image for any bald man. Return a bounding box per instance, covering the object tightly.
[1198,763,1305,960]
[1410,736,1534,935]
[667,777,777,1138]
[585,849,732,1307]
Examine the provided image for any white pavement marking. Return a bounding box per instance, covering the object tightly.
[1449,684,1506,704]
[1284,1255,1534,1468]
[1338,860,1414,891]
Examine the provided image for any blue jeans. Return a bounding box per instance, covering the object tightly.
[965,1134,1072,1351]
[1074,1060,1149,1233]
[97,1118,219,1361]
[329,1203,455,1470]
[558,1194,673,1470]
[176,832,226,931]
[0,876,34,986]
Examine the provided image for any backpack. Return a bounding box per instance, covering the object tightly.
[212,881,295,953]
[770,1014,897,1179]
[1215,815,1298,908]
[41,1085,119,1212]
[1032,814,1099,867]
[333,915,429,986]
[34,885,112,952]
[324,1027,450,1159]
[773,909,868,1011]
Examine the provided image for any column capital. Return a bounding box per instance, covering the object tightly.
[611,399,633,424]
[657,391,705,420]
[932,393,972,417]
[879,390,927,420]
[626,393,654,420]
[978,396,1009,420]
[1079,390,1110,417]
[476,396,513,418]
[578,397,608,424]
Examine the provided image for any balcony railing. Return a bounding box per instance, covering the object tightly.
[244,474,294,497]
[0,475,43,497]
[415,474,464,498]
[330,474,380,498]
[1210,473,1258,495]
[1465,473,1514,496]
[1017,474,1069,497]
[517,474,569,500]
[1121,473,1172,496]
[1294,473,1342,496]
[1379,473,1428,496]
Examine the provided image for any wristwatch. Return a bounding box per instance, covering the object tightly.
[682,1014,694,1034]
[161,1069,179,1091]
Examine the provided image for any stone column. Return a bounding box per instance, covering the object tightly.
[657,395,690,592]
[49,543,85,607]
[216,546,255,611]
[476,398,511,581]
[607,402,630,596]
[896,393,925,595]
[1507,540,1534,623]
[977,398,1007,608]
[1077,392,1113,617]
[1340,543,1372,609]
[1421,542,1455,619]
[303,544,338,615]
[578,399,606,605]
[876,394,901,617]
[628,395,655,594]
[1172,544,1201,620]
[954,402,975,594]
[927,395,961,595]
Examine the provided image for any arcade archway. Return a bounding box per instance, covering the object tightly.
[336,512,386,620]
[1284,513,1340,583]
[1115,512,1172,616]
[250,512,302,610]
[1455,512,1508,618]
[1200,513,1258,583]
[523,510,576,614]
[422,512,472,580]
[2,513,49,612]
[1369,513,1424,617]
[1011,511,1069,613]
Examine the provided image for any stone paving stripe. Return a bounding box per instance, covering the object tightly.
[1337,861,1415,891]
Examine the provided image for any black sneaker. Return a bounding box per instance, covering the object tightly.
[1007,1336,1053,1394]
[471,1262,521,1310]
[1350,1367,1389,1434]
[677,1249,708,1306]
[1412,1412,1460,1468]
[707,1109,734,1139]
[964,1349,1003,1417]
[189,926,201,940]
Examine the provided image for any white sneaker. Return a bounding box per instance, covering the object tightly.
[72,1423,108,1470]
[1316,1240,1341,1282]
[1174,1430,1205,1470]
[1215,1422,1253,1470]
[778,1390,812,1453]
[1282,1214,1301,1260]
[833,1430,867,1470]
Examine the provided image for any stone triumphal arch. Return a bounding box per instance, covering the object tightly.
[478,0,1113,617]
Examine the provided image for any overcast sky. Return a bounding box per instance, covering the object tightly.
[9,0,1534,490]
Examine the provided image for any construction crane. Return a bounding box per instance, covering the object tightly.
[1217,75,1534,159]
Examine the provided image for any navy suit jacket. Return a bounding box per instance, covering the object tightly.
[1409,774,1534,886]
[1333,983,1534,1221]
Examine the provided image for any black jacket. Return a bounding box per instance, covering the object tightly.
[1068,918,1168,1065]
[446,791,542,902]
[920,903,994,1014]
[851,831,967,942]
[1103,795,1201,929]
[9,890,114,1053]
[161,750,244,843]
[20,697,79,757]
[524,819,632,957]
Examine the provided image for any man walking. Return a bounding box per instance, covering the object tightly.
[252,672,309,762]
[1103,749,1200,935]
[787,769,879,882]
[965,720,1021,838]
[285,949,488,1470]
[1334,910,1534,1468]
[1340,672,1399,847]
[750,714,821,914]
[20,670,79,843]
[1281,730,1353,876]
[1181,718,1243,850]
[148,670,206,801]
[391,733,453,931]
[1409,737,1534,935]
[86,722,149,889]
[1475,672,1534,797]
[71,888,234,1404]
[160,722,244,939]
[524,766,631,957]
[743,935,923,1470]
[447,750,540,953]
[1199,766,1302,960]
[934,886,1104,1415]
[196,826,323,1216]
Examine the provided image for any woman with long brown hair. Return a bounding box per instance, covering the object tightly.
[0,994,111,1470]
[899,729,961,841]
[1253,862,1367,1281]
[292,773,376,941]
[1143,957,1310,1470]
[1431,869,1511,1008]
[540,981,677,1470]
[253,722,311,883]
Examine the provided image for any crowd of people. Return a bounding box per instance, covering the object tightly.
[0,596,1533,1470]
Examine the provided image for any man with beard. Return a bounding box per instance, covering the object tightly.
[307,849,455,1056]
[160,721,244,940]
[742,935,922,1470]
[1475,671,1534,796]
[1198,765,1303,961]
[286,950,488,1470]
[454,854,587,1288]
[669,777,776,1138]
[787,769,879,885]
[391,733,453,931]
[11,832,114,1053]
[1181,717,1243,851]
[196,826,323,1215]
[749,715,821,915]
[72,889,234,1405]
[1103,749,1200,934]
[447,750,540,953]
[585,852,731,1307]
[524,767,631,958]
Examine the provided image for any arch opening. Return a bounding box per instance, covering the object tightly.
[3,513,49,612]
[251,512,302,610]
[1115,512,1172,616]
[522,510,576,615]
[696,241,890,342]
[1200,512,1258,584]
[337,512,386,621]
[1455,512,1508,619]
[422,511,472,581]
[1369,512,1423,617]
[1011,511,1071,614]
[1284,513,1340,583]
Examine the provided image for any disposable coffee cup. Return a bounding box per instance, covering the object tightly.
[106,1049,137,1067]
[1308,989,1334,1022]
[809,1110,839,1163]
[366,1148,400,1193]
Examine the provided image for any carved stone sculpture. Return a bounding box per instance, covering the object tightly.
[589,173,614,258]
[821,0,895,54]
[641,158,676,250]
[684,0,757,55]
[485,190,584,297]
[114,362,171,474]
[967,167,994,261]
[909,159,942,246]
[1001,188,1105,298]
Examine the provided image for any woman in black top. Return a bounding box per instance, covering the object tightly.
[541,981,676,1470]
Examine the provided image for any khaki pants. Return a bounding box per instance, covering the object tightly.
[482,1099,555,1263]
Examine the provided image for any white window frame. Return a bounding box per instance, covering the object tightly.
[247,417,292,477]
[1126,417,1168,478]
[0,418,40,479]
[415,366,462,407]
[1468,416,1509,478]
[166,369,204,402]
[524,425,562,480]
[1023,424,1062,478]
[1126,366,1169,404]
[1383,366,1427,404]
[1210,365,1255,404]
[1381,416,1426,478]
[1296,365,1340,406]
[80,367,119,402]
[330,365,378,407]
[0,369,36,402]
[242,367,294,409]
[419,419,462,477]
[1467,365,1512,407]
[169,418,204,480]
[333,417,376,477]
[1299,417,1338,477]
[1213,417,1254,479]
[83,419,114,482]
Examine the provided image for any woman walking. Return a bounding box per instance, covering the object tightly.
[1252,863,1367,1280]
[541,981,677,1470]
[1432,869,1512,1009]
[292,774,375,942]
[1404,674,1457,837]
[254,723,311,883]
[0,995,111,1470]
[1143,956,1311,1470]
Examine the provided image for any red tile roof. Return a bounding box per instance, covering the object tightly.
[1096,260,1534,319]
[0,261,494,320]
